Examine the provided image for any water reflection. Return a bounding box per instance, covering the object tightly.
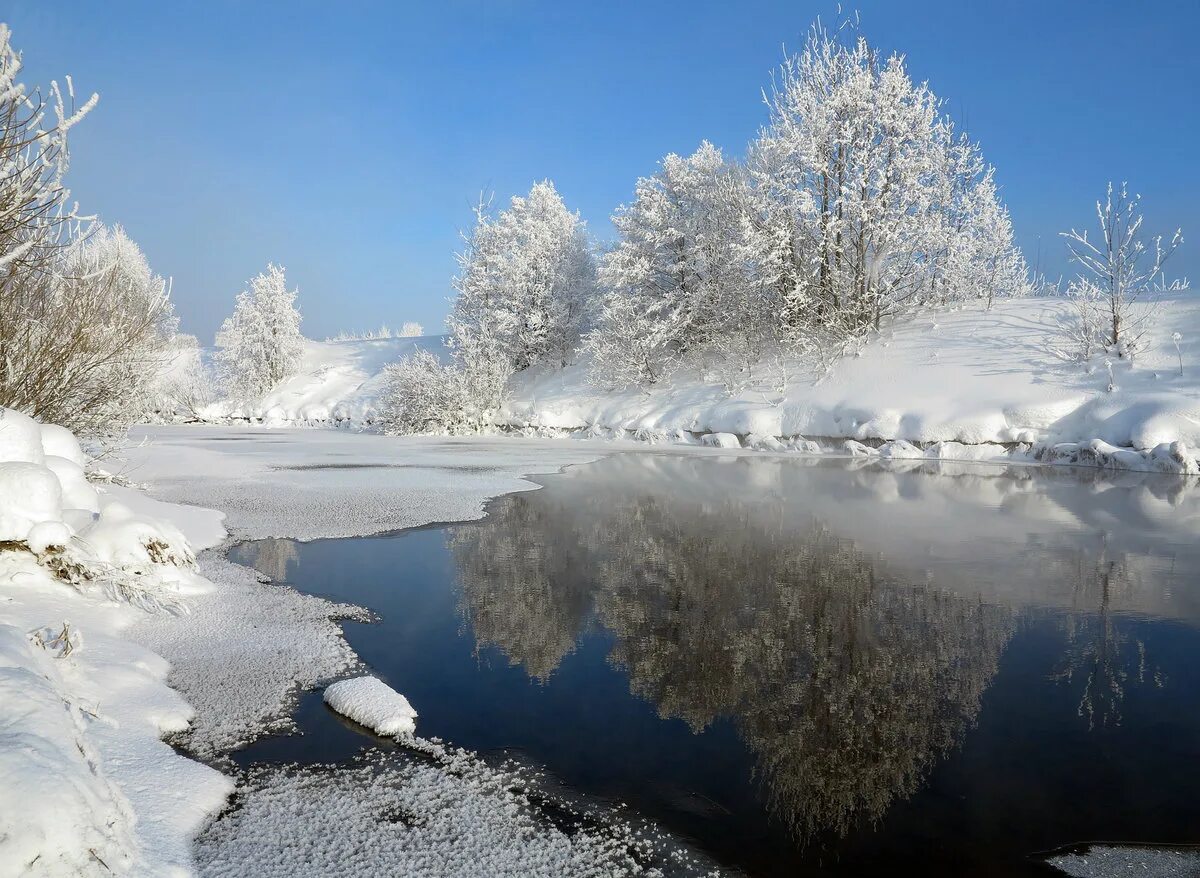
[448,455,1200,841]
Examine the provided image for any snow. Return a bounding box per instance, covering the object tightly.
[164,295,1200,477]
[0,405,47,464]
[0,461,63,543]
[39,423,86,467]
[199,335,447,427]
[120,426,609,541]
[323,676,418,737]
[499,296,1200,470]
[130,550,366,758]
[194,746,716,878]
[0,408,232,877]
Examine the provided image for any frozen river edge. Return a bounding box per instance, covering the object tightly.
[102,427,1200,875]
[121,426,733,877]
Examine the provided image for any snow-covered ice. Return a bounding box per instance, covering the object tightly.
[119,426,610,541]
[323,676,418,736]
[196,746,719,878]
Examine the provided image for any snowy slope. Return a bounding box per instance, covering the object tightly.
[504,296,1200,456]
[202,335,447,426]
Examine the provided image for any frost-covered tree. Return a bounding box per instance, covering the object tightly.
[399,321,424,337]
[452,181,596,375]
[588,142,758,387]
[214,264,304,398]
[1061,182,1184,356]
[382,182,596,434]
[748,20,1025,337]
[0,27,167,438]
[589,20,1026,391]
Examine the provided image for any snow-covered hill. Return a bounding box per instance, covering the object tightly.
[186,297,1200,470]
[503,295,1200,467]
[199,335,447,426]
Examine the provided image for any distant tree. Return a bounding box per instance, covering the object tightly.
[1061,182,1185,356]
[399,321,424,337]
[214,263,304,398]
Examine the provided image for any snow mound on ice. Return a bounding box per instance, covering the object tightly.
[324,675,418,736]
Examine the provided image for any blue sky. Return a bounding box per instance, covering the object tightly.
[4,0,1197,341]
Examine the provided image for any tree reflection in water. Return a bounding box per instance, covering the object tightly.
[450,456,1021,840]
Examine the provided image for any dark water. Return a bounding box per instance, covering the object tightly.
[229,454,1200,877]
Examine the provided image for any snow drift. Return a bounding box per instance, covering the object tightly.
[0,407,230,877]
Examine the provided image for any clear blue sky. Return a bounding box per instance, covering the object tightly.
[4,0,1197,342]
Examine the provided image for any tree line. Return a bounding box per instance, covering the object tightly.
[382,21,1030,433]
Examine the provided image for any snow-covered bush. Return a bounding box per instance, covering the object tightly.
[326,321,425,342]
[379,349,478,435]
[0,407,193,609]
[0,30,185,439]
[214,263,304,399]
[3,222,177,439]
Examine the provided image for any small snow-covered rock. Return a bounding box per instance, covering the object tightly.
[26,520,73,554]
[844,439,877,457]
[701,432,742,449]
[746,433,786,452]
[877,439,924,459]
[324,676,418,737]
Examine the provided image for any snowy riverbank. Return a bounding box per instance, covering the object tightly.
[108,427,727,876]
[180,297,1200,476]
[503,296,1200,472]
[0,410,230,876]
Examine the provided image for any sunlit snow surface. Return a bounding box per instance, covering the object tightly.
[122,426,609,541]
